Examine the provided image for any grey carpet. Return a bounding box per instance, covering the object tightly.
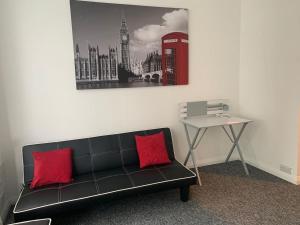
[52,161,300,225]
[8,161,300,225]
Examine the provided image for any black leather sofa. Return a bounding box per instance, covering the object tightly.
[13,128,197,221]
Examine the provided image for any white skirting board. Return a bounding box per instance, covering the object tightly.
[185,155,239,169]
[245,159,299,185]
[186,156,299,185]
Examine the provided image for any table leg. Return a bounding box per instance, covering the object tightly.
[225,123,249,175]
[183,124,202,185]
[190,146,202,186]
[183,128,207,166]
[222,126,234,143]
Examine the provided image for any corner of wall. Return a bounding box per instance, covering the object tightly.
[237,0,243,116]
[1,198,11,224]
[298,112,300,183]
[246,158,299,185]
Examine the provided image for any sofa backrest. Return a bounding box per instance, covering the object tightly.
[22,128,175,184]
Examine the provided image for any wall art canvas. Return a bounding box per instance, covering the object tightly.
[70,0,189,89]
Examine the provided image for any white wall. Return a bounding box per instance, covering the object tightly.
[239,0,300,184]
[1,2,299,218]
[0,0,242,198]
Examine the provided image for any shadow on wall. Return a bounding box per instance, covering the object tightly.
[0,75,18,219]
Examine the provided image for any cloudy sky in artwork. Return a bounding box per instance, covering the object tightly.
[71,0,188,61]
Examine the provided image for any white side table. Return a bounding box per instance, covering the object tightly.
[182,115,253,185]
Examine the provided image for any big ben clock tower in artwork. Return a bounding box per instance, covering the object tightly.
[120,14,131,71]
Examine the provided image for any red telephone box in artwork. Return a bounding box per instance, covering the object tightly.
[162,32,188,85]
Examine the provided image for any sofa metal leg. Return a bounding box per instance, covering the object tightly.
[180,186,190,202]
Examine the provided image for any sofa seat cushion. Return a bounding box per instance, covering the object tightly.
[14,160,195,214]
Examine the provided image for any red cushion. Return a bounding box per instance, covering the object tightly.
[30,148,73,189]
[135,131,171,168]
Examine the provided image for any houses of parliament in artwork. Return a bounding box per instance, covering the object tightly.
[74,15,131,82]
